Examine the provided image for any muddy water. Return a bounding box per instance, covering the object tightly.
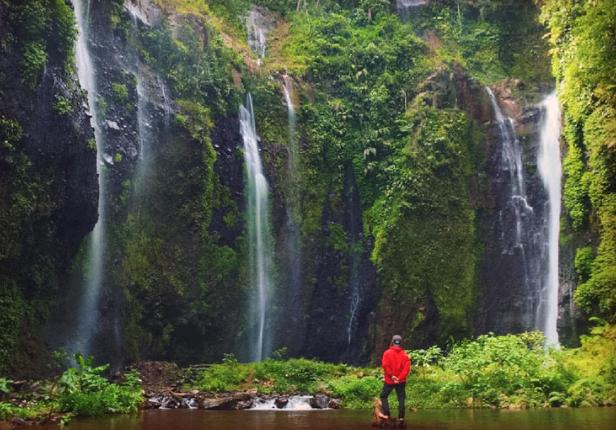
[13,407,616,430]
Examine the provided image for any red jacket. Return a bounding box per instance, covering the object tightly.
[381,345,411,384]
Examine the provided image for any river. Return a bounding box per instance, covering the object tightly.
[8,407,616,430]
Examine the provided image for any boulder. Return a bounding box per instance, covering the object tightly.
[200,392,254,410]
[310,394,330,409]
[275,396,289,409]
[328,398,343,409]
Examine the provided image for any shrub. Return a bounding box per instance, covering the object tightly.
[21,42,47,87]
[254,358,345,394]
[327,374,382,409]
[197,354,251,392]
[57,354,143,416]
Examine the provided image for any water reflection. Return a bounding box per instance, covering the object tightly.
[15,408,616,430]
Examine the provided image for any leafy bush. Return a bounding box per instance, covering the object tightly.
[53,96,72,116]
[327,374,381,408]
[197,354,251,392]
[254,358,346,393]
[21,42,47,87]
[57,354,143,416]
[111,83,130,104]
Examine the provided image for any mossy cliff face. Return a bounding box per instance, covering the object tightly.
[540,0,616,328]
[0,0,98,376]
[4,0,606,374]
[45,0,249,365]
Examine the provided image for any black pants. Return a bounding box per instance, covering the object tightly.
[380,382,406,419]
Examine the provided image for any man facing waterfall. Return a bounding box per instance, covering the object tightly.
[378,335,411,426]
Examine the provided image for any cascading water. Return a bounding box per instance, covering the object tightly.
[247,7,268,62]
[536,93,562,345]
[396,0,428,19]
[240,94,274,361]
[282,76,302,319]
[344,167,363,348]
[133,68,170,196]
[70,0,107,356]
[486,87,539,330]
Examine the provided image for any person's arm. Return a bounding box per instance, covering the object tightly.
[399,353,411,380]
[382,351,392,380]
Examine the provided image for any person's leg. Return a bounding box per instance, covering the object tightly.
[395,382,406,419]
[379,384,394,418]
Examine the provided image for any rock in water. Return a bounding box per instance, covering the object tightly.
[275,396,289,409]
[310,394,330,409]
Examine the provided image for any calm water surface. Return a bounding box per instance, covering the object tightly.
[13,408,616,430]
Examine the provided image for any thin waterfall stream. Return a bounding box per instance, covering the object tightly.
[240,94,274,361]
[536,92,562,345]
[69,0,107,357]
[282,76,302,322]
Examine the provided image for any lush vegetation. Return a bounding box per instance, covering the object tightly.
[540,0,616,321]
[0,0,90,377]
[0,354,143,424]
[191,330,616,410]
[1,2,614,425]
[1,332,614,422]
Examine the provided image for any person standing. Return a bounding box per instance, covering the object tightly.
[379,334,411,425]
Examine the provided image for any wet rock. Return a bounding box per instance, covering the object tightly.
[310,394,330,409]
[275,396,289,409]
[146,397,162,409]
[235,399,255,410]
[328,398,343,409]
[200,392,254,410]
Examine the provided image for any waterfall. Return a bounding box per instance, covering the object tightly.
[282,76,302,322]
[536,93,562,345]
[247,8,268,61]
[240,94,274,361]
[70,0,107,356]
[396,0,428,19]
[133,67,170,196]
[486,87,537,329]
[486,89,533,262]
[344,167,363,348]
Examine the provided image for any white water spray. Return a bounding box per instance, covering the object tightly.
[240,94,274,361]
[247,8,268,62]
[70,0,106,357]
[486,87,533,273]
[282,76,302,299]
[536,93,562,345]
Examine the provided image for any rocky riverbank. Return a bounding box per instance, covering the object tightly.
[137,361,342,411]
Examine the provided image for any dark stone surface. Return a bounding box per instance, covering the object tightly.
[0,2,98,377]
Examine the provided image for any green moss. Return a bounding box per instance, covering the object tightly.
[53,96,72,116]
[21,42,47,87]
[9,0,77,85]
[0,281,25,375]
[541,0,616,321]
[111,82,129,104]
[369,102,479,345]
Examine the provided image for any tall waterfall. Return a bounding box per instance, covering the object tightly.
[282,76,302,318]
[536,93,562,345]
[486,87,538,330]
[486,88,533,251]
[240,94,274,361]
[70,0,106,356]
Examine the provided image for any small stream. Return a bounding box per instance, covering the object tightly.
[10,407,616,430]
